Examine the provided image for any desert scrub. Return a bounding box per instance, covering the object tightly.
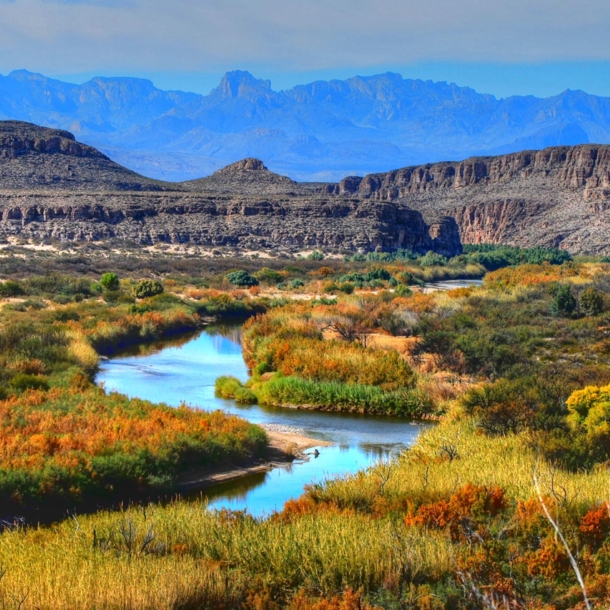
[256,376,433,417]
[0,381,267,512]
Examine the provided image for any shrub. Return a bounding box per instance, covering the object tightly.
[0,280,24,297]
[226,270,259,287]
[132,280,164,299]
[549,284,576,316]
[254,268,284,285]
[365,268,391,281]
[256,376,432,417]
[580,287,604,316]
[419,251,448,267]
[337,282,355,294]
[9,374,50,392]
[215,376,258,403]
[100,273,120,291]
[289,279,305,289]
[395,284,412,297]
[307,250,325,261]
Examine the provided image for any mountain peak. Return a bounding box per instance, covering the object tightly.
[216,158,267,173]
[217,71,273,98]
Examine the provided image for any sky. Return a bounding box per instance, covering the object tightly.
[0,0,609,98]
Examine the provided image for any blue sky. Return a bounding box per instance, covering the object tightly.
[1,0,609,98]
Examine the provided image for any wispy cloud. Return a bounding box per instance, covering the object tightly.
[0,0,607,75]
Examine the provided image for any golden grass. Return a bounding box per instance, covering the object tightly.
[315,415,609,511]
[65,329,99,371]
[0,502,452,609]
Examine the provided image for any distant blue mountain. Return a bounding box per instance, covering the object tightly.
[1,69,610,181]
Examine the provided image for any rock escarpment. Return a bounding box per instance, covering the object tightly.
[0,122,460,255]
[0,192,460,254]
[327,145,610,254]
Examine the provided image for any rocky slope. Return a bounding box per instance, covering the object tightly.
[0,121,171,192]
[328,145,610,254]
[0,122,460,255]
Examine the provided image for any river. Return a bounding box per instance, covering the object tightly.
[96,279,482,516]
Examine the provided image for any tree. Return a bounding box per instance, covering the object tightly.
[226,270,259,287]
[100,273,120,291]
[580,287,604,316]
[549,285,577,316]
[419,251,447,267]
[132,280,164,299]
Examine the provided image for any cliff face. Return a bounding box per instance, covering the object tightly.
[328,145,610,254]
[334,146,610,197]
[0,122,461,255]
[0,193,460,254]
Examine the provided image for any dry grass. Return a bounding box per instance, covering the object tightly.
[0,502,452,609]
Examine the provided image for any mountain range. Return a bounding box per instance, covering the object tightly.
[2,69,610,181]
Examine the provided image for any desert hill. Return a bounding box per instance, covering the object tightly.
[0,121,172,192]
[3,120,610,255]
[0,122,461,255]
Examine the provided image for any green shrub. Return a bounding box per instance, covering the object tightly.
[395,284,412,297]
[419,251,448,267]
[365,268,391,281]
[100,273,120,291]
[215,376,257,403]
[254,268,284,285]
[0,280,24,297]
[52,295,72,305]
[307,250,325,261]
[289,279,305,289]
[256,376,432,417]
[132,280,164,299]
[549,284,576,316]
[337,282,355,294]
[226,270,259,287]
[9,374,50,392]
[102,290,122,303]
[580,287,604,316]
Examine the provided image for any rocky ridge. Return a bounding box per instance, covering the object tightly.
[0,122,461,255]
[0,121,172,192]
[328,145,610,254]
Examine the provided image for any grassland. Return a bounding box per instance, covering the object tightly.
[2,250,610,608]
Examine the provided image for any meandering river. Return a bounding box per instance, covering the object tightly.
[96,279,481,516]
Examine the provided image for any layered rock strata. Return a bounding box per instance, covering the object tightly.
[0,122,461,255]
[327,145,610,254]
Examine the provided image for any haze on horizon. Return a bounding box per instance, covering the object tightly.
[0,0,609,99]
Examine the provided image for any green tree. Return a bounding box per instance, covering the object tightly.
[580,287,604,316]
[419,251,448,267]
[226,270,259,287]
[100,273,120,291]
[549,284,577,316]
[132,280,164,299]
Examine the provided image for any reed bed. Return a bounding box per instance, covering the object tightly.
[0,502,452,609]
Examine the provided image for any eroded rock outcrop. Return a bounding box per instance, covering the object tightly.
[327,144,610,255]
[0,122,461,255]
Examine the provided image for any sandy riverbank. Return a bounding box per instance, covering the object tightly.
[176,427,332,491]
